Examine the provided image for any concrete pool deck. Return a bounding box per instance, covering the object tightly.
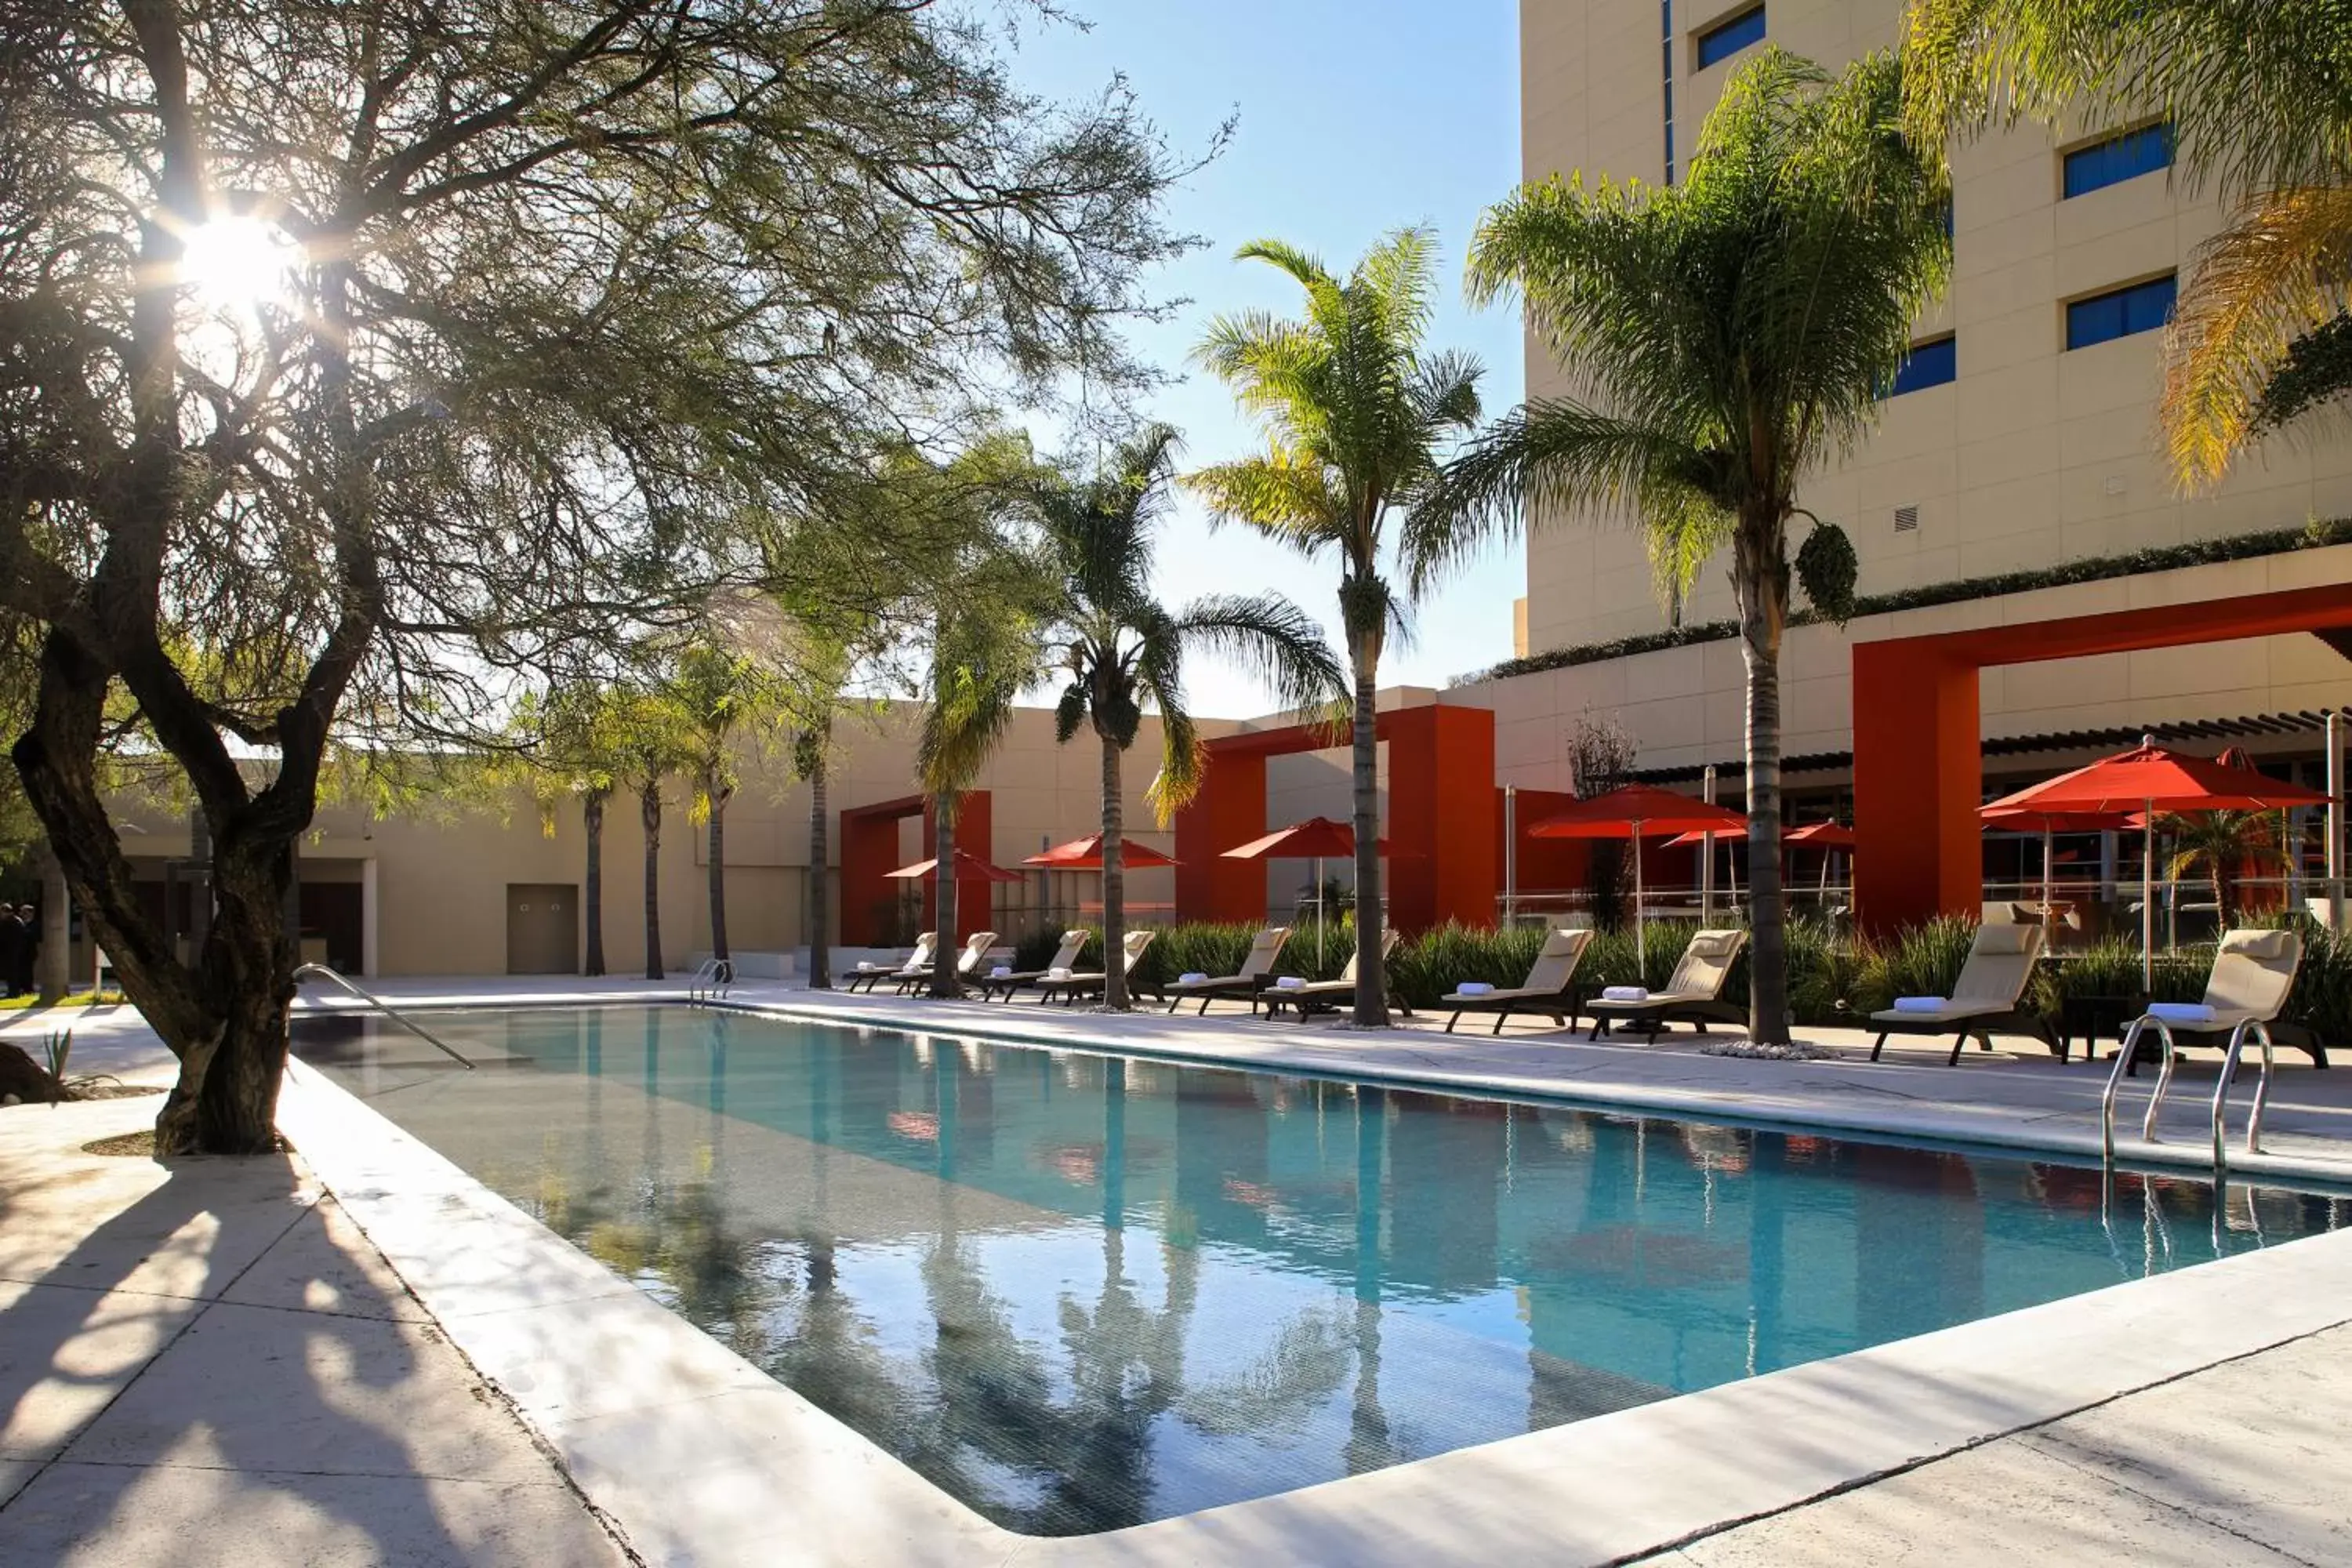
[5,984,2351,1565]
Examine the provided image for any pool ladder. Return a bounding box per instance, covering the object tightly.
[2100,1014,2276,1180]
[686,956,735,1006]
[292,963,476,1069]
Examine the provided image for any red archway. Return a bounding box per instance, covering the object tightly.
[837,790,994,944]
[1851,583,2352,935]
[1172,704,1497,931]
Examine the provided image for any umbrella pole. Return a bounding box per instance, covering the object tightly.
[1632,821,1646,971]
[2042,826,2054,920]
[2141,803,2154,993]
[1315,855,1324,969]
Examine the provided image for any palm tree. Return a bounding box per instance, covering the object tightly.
[1032,424,1345,1009]
[2162,811,2291,927]
[1903,1,2352,488]
[915,558,1045,1000]
[666,643,783,968]
[1410,49,1951,1045]
[1188,229,1485,1026]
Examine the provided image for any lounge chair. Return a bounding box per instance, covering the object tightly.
[1161,927,1290,1014]
[846,932,935,993]
[1583,929,1748,1042]
[900,930,998,996]
[975,930,1091,1003]
[1260,931,1406,1021]
[1868,922,2058,1065]
[2125,927,2316,1069]
[1440,927,1594,1035]
[1037,930,1157,1006]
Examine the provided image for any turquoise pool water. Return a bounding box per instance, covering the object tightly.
[295,1006,2349,1536]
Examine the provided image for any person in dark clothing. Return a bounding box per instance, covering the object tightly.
[0,906,21,998]
[14,905,38,996]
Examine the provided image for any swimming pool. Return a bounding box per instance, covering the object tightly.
[294,1005,2350,1537]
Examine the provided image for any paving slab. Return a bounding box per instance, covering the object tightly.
[216,1196,431,1323]
[0,1280,202,1461]
[63,1301,559,1485]
[0,1460,620,1568]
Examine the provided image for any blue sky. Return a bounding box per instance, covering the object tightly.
[1009,1,1528,717]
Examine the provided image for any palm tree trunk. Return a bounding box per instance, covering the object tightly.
[706,773,731,964]
[583,788,607,977]
[805,724,832,989]
[1736,524,1790,1045]
[929,791,960,997]
[1348,637,1388,1027]
[1101,733,1127,1010]
[641,777,664,981]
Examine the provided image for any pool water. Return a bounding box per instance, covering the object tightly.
[295,1006,2349,1536]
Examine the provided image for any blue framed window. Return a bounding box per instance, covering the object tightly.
[2063,124,2172,198]
[2066,275,2177,350]
[1884,335,1957,397]
[1696,5,1766,69]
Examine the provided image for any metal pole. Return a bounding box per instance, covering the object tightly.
[1504,785,1518,928]
[1632,819,1647,971]
[2329,710,2345,929]
[1700,764,1717,924]
[2142,800,2155,993]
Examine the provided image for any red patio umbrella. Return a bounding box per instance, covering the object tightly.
[1979,805,2137,920]
[1221,816,1401,965]
[1022,833,1179,870]
[1983,741,2330,985]
[1531,786,1746,965]
[1782,821,1857,848]
[885,848,1025,884]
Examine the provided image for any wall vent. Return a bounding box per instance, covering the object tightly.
[1893,504,1920,533]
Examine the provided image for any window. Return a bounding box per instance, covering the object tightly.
[2063,124,2172,199]
[2066,275,2176,350]
[1696,5,1766,69]
[1884,335,1957,397]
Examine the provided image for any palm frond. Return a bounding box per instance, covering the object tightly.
[1167,592,1345,721]
[2162,186,2352,489]
[1904,0,2352,200]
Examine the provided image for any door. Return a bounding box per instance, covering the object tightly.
[506,884,579,975]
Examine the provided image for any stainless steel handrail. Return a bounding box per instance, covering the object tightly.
[2103,1009,2278,1181]
[686,956,735,1005]
[2211,1018,2278,1171]
[292,963,476,1069]
[2100,1014,2179,1167]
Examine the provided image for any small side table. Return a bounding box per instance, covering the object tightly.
[2061,994,2145,1069]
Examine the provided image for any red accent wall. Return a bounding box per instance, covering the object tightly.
[1386,705,1497,930]
[1173,705,1500,932]
[1174,752,1267,924]
[837,790,994,945]
[1852,582,2352,937]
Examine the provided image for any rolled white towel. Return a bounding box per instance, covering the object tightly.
[1047,966,1073,980]
[1892,996,1949,1014]
[1178,971,1210,985]
[989,965,1012,978]
[1602,985,1650,1003]
[1275,975,1307,989]
[1455,982,1495,996]
[2147,1001,2217,1025]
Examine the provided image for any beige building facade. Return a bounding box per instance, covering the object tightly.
[1502,0,2349,797]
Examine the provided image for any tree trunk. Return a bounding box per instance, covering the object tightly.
[641,778,664,981]
[1736,517,1791,1046]
[582,789,608,976]
[929,792,960,997]
[1100,732,1127,1010]
[805,724,832,989]
[1349,637,1388,1027]
[37,847,69,1004]
[706,773,731,964]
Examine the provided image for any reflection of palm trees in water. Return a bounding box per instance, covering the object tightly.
[1345,1086,1395,1477]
